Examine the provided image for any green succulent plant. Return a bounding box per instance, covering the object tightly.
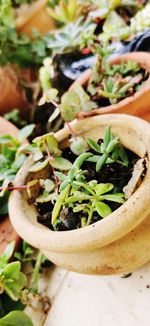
[51,127,127,227]
[47,0,83,24]
[45,17,96,54]
[0,242,27,301]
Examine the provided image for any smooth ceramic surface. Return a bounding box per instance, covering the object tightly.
[26,263,150,326]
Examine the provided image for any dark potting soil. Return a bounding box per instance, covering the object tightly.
[36,142,139,232]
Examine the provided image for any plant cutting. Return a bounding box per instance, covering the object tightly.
[70,51,150,121]
[9,114,150,275]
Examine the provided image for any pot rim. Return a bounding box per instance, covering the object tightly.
[70,51,150,118]
[9,114,150,253]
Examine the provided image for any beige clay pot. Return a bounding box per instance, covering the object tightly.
[0,117,21,254]
[71,52,150,122]
[15,0,55,36]
[9,114,150,274]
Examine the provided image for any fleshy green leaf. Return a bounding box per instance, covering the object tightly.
[70,136,88,156]
[5,272,27,301]
[29,159,49,173]
[3,261,21,279]
[55,171,66,181]
[18,124,35,142]
[44,179,55,193]
[95,183,114,196]
[50,156,72,170]
[72,152,93,169]
[0,135,17,145]
[60,90,81,122]
[74,84,92,112]
[0,242,15,264]
[33,134,59,155]
[95,201,112,218]
[96,154,107,172]
[87,138,101,153]
[0,310,33,326]
[100,193,125,203]
[103,126,111,148]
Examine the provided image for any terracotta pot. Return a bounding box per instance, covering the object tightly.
[0,117,21,255]
[9,114,150,275]
[15,0,55,36]
[71,52,150,122]
[0,66,29,116]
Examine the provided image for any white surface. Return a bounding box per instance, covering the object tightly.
[45,262,150,326]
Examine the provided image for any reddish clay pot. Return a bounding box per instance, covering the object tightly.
[15,0,55,36]
[0,66,29,117]
[0,117,21,255]
[70,52,150,122]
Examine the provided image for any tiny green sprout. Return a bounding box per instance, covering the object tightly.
[86,126,128,171]
[55,152,93,192]
[52,153,93,223]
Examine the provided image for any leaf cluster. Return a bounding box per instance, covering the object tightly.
[52,157,124,226]
[45,17,96,55]
[0,26,50,67]
[48,0,82,24]
[0,242,27,301]
[87,126,129,171]
[31,133,72,172]
[50,127,128,227]
[60,84,92,121]
[0,124,34,216]
[87,56,145,105]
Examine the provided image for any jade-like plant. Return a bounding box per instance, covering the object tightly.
[24,126,135,231]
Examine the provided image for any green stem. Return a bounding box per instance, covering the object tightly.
[30,252,44,294]
[86,205,94,226]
